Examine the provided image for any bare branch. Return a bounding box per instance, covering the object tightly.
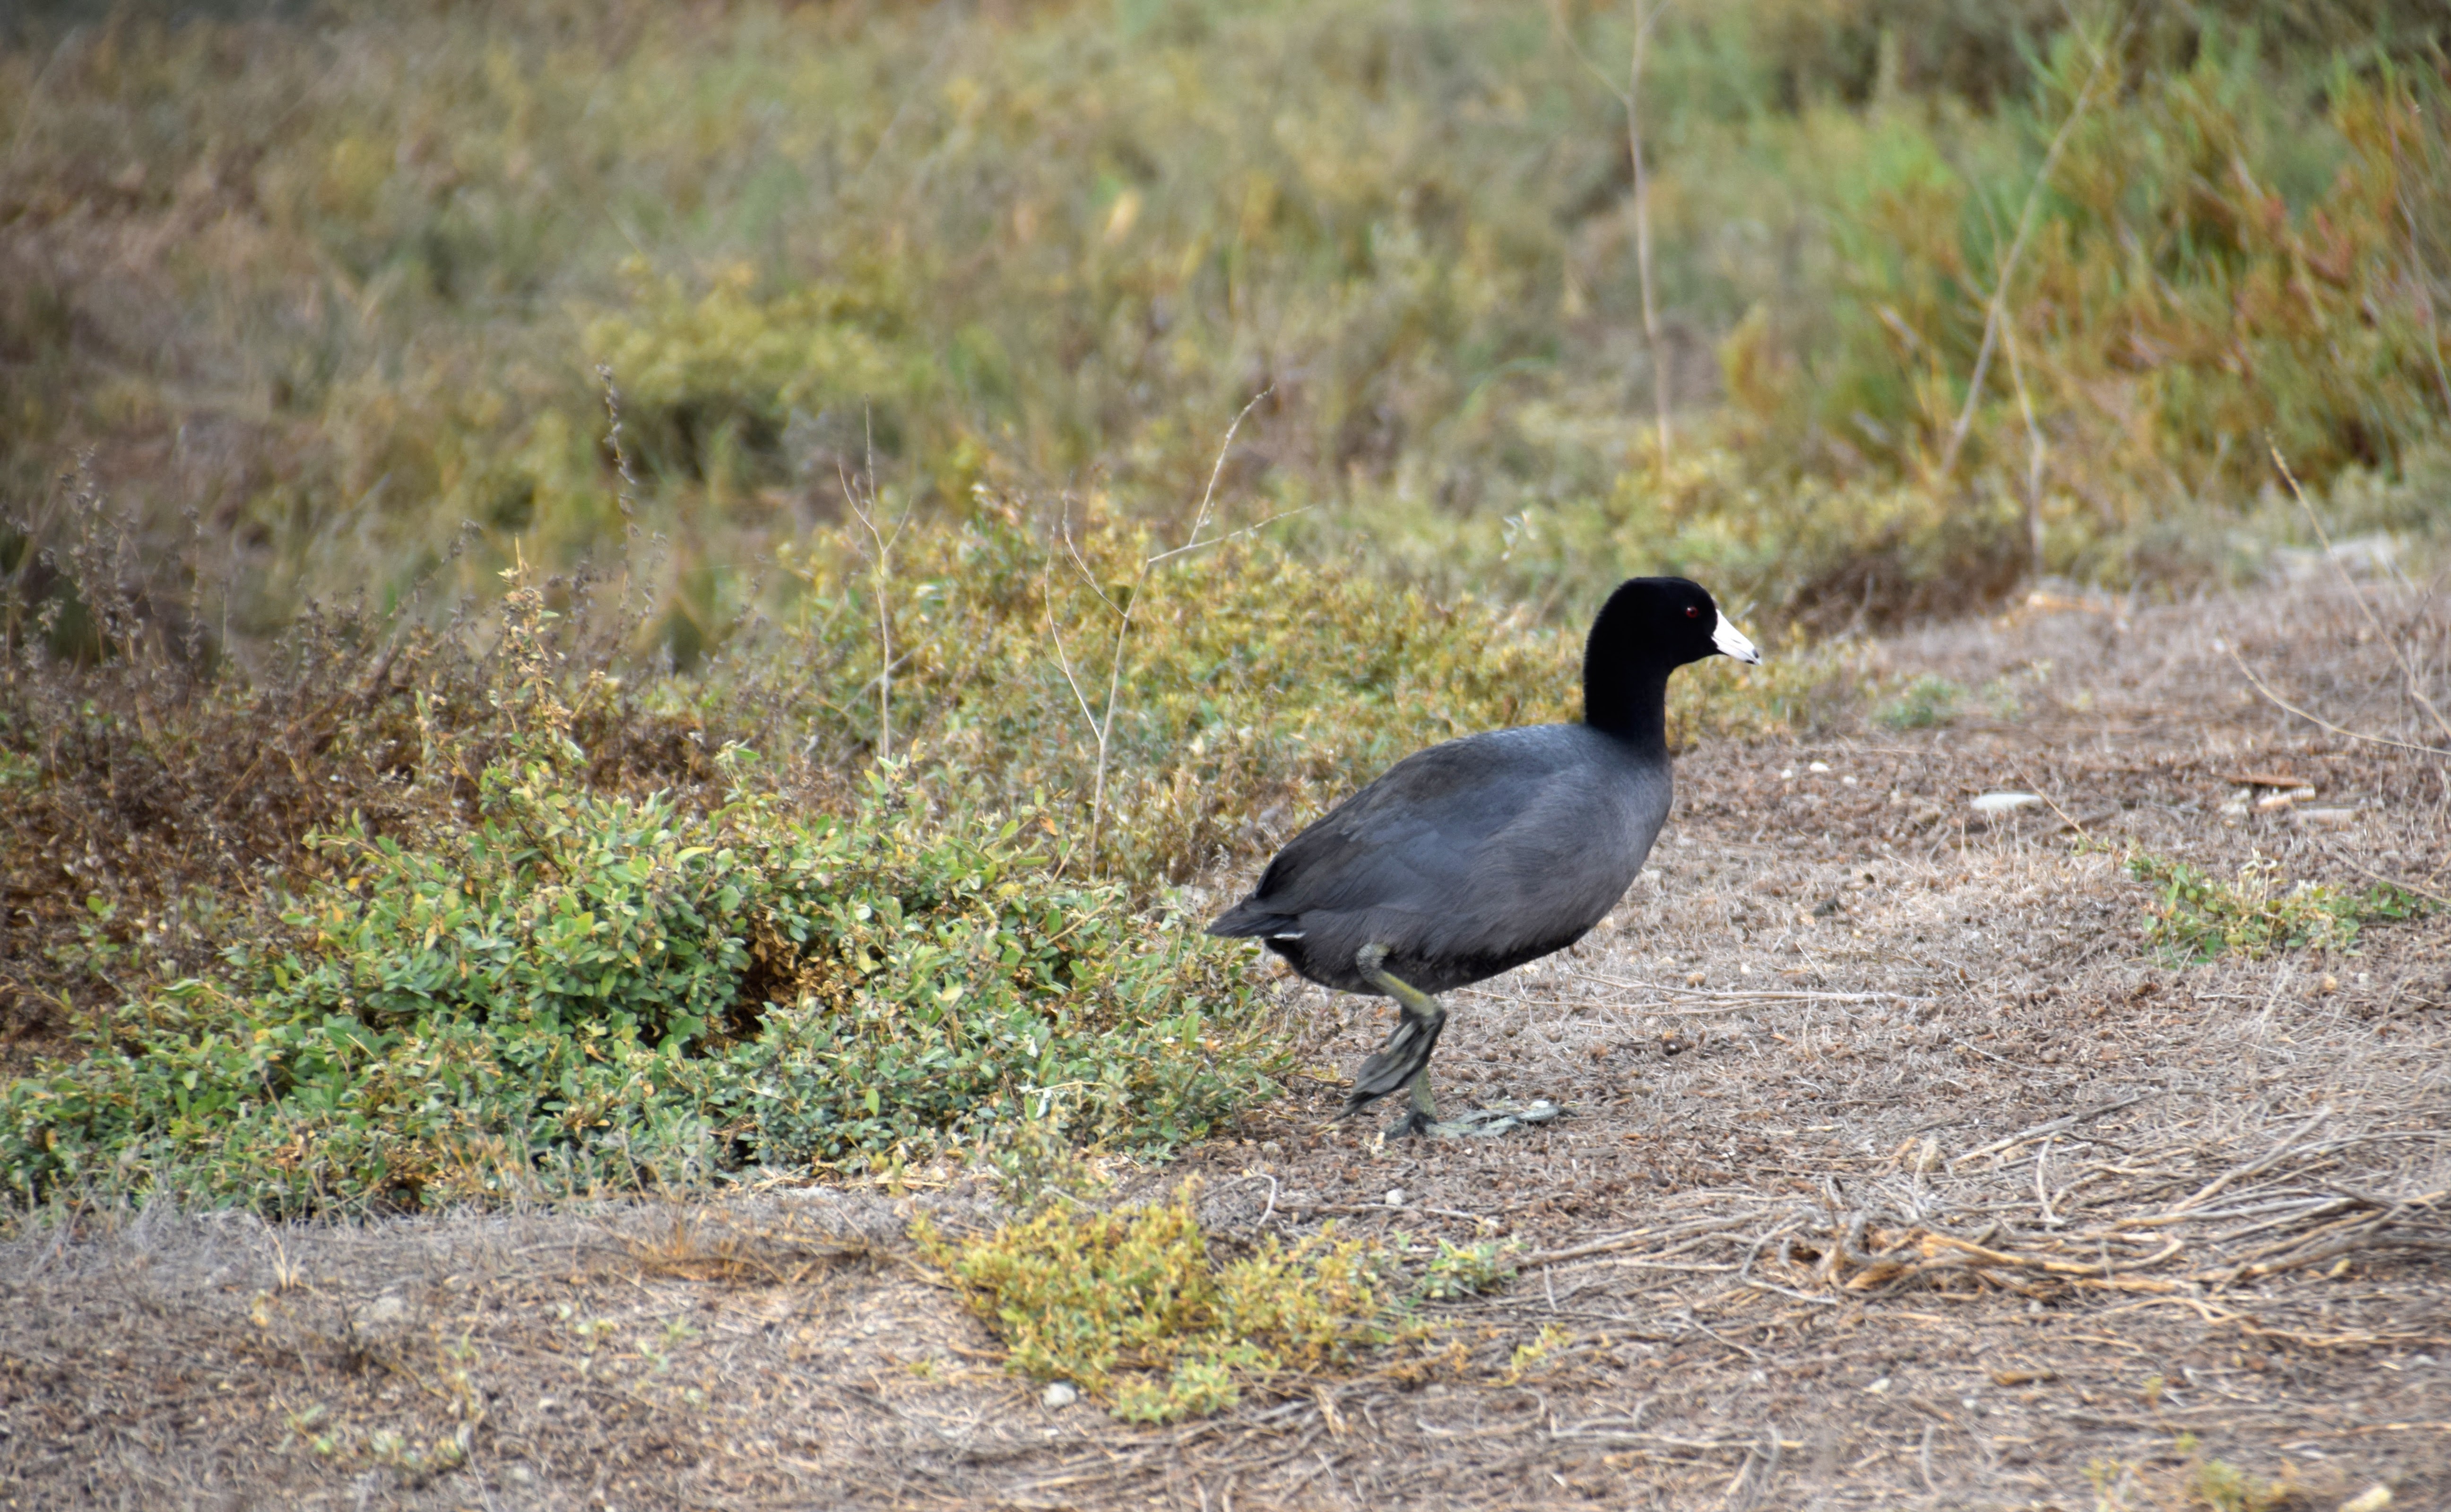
[1180,386,1275,554]
[1080,387,1274,873]
[2269,441,2451,744]
[840,404,908,761]
[1061,515,1124,619]
[1937,29,2118,480]
[1628,0,1672,467]
[1143,506,1314,565]
[1039,546,1104,881]
[1546,0,1634,104]
[2225,641,2451,761]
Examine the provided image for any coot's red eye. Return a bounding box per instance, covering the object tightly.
[1685,605,1700,618]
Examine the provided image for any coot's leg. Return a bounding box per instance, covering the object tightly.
[1343,943,1447,1137]
[1389,1064,1439,1140]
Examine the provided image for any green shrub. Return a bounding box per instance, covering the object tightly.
[1703,27,2451,533]
[0,495,1825,1216]
[1877,673,1965,729]
[1416,1237,1519,1301]
[2127,851,2427,962]
[736,499,1832,887]
[0,748,1279,1214]
[923,1184,1409,1423]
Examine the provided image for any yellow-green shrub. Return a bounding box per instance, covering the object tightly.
[724,499,1830,887]
[924,1184,1407,1422]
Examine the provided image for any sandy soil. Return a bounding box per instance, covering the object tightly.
[5,573,2447,1510]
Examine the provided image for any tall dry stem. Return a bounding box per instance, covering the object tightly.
[2001,320,2047,572]
[1628,0,1670,468]
[597,366,647,631]
[1936,21,2119,481]
[1552,0,1674,469]
[1044,389,1272,877]
[2408,185,2451,422]
[1040,514,1104,880]
[2267,442,2451,747]
[842,407,908,760]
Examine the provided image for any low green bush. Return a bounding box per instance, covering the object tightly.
[924,1184,1411,1423]
[0,746,1279,1214]
[1415,1237,1519,1301]
[1,503,1827,1216]
[1877,673,1966,730]
[736,499,1841,888]
[2128,850,2427,962]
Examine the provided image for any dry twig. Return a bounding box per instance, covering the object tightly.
[1045,389,1271,876]
[1936,26,2118,480]
[2268,442,2451,745]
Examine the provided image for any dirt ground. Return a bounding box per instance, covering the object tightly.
[5,571,2448,1511]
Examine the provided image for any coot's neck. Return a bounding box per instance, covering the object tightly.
[1581,662,1672,756]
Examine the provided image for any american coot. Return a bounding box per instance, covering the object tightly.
[1209,578,1760,1137]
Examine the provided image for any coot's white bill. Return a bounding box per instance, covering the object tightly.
[1713,613,1762,665]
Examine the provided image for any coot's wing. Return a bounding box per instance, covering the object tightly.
[1228,729,1590,921]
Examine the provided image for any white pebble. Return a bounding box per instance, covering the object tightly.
[1042,1381,1078,1409]
[1970,792,2043,814]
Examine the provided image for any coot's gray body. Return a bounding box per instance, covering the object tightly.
[1209,576,1759,1137]
[1211,724,1671,996]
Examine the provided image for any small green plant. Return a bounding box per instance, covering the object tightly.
[2127,851,2427,962]
[922,1183,1411,1422]
[1975,674,2028,722]
[2187,1455,2297,1512]
[1876,674,1965,729]
[984,1113,1111,1216]
[367,1426,468,1477]
[1501,1322,1573,1384]
[1416,1238,1518,1301]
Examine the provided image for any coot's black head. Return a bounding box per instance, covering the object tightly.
[1581,577,1760,744]
[1591,577,1760,670]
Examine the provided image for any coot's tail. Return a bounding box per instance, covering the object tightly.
[1207,899,1300,938]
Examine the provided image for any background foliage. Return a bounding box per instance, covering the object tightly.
[5,0,2445,643]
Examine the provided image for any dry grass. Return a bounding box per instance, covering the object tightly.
[6,1,2445,646]
[5,569,2447,1508]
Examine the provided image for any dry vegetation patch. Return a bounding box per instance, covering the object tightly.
[6,571,2446,1509]
[4,0,2445,641]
